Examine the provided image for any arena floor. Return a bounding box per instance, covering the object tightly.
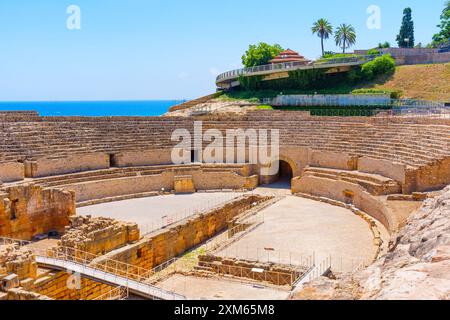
[77,192,242,234]
[215,196,377,272]
[157,274,290,300]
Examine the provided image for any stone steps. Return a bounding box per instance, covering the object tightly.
[303,167,402,195]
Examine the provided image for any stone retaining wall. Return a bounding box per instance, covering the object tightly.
[197,254,304,287]
[100,195,270,270]
[292,175,397,233]
[0,185,76,240]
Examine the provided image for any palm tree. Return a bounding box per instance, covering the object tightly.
[311,19,333,56]
[335,24,356,53]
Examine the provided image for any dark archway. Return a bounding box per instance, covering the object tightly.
[279,160,293,180]
[266,160,293,189]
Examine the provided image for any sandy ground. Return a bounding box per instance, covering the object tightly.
[157,274,290,300]
[216,196,375,272]
[77,192,242,234]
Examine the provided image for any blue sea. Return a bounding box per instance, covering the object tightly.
[0,100,184,117]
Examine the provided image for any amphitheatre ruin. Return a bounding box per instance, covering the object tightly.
[0,94,449,300]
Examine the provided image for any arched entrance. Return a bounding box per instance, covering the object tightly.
[260,160,294,189]
[277,160,293,184]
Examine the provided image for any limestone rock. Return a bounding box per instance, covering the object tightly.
[294,186,450,300]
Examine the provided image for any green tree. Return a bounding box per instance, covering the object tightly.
[241,43,284,67]
[432,1,450,46]
[396,8,415,48]
[311,19,333,56]
[334,24,356,53]
[378,41,391,48]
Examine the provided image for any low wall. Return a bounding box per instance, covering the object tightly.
[26,270,115,300]
[65,169,257,203]
[0,162,24,183]
[197,255,303,287]
[32,153,110,178]
[355,48,450,65]
[357,157,406,185]
[292,175,397,233]
[0,185,76,240]
[101,195,269,270]
[59,216,140,256]
[309,150,358,171]
[114,149,173,167]
[413,158,450,192]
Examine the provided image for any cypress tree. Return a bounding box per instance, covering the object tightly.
[396,8,415,48]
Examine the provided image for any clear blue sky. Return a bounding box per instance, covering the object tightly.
[0,0,445,101]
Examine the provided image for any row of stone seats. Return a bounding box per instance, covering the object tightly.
[19,163,246,189]
[0,116,449,171]
[302,167,402,195]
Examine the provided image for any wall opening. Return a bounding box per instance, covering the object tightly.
[109,154,118,167]
[10,199,18,220]
[265,160,293,188]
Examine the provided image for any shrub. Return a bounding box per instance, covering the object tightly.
[238,75,263,91]
[256,105,273,110]
[361,54,395,80]
[367,49,380,55]
[352,88,403,99]
[347,67,363,83]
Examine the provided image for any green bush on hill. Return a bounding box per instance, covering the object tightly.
[352,88,403,99]
[361,54,396,80]
[367,48,381,55]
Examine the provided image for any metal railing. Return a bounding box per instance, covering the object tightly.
[93,286,129,300]
[262,95,446,109]
[197,260,304,287]
[293,256,332,287]
[214,246,315,268]
[0,237,185,300]
[202,196,278,253]
[216,55,379,83]
[141,192,243,236]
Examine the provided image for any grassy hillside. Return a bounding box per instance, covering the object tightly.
[365,63,450,101]
[221,63,450,102]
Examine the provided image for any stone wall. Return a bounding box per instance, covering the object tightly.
[197,254,304,286]
[66,168,258,203]
[0,162,25,183]
[59,216,140,256]
[26,270,115,300]
[292,175,397,233]
[114,149,173,167]
[0,245,37,280]
[0,185,76,240]
[355,48,450,65]
[413,158,450,192]
[357,157,406,186]
[30,153,110,178]
[102,195,269,270]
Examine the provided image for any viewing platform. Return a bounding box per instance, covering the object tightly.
[216,55,379,90]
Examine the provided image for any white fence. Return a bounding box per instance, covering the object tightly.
[264,94,392,107]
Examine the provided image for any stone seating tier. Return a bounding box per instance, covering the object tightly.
[302,167,402,195]
[0,116,449,171]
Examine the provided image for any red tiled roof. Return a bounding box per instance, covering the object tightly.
[269,49,309,64]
